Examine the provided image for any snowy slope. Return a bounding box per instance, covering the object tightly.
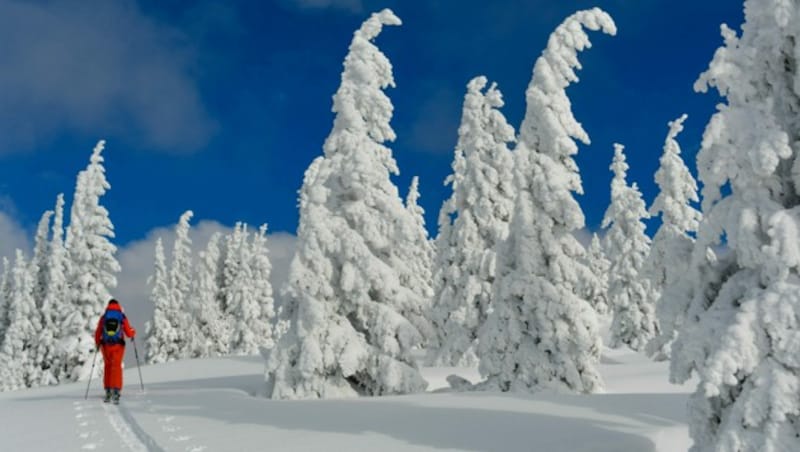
[0,348,692,452]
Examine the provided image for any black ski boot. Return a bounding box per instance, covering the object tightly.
[103,388,112,403]
[112,389,121,405]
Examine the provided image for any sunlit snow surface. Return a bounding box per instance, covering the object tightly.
[0,348,692,451]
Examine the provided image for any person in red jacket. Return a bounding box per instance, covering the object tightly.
[94,299,136,403]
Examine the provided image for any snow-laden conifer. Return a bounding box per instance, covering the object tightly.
[643,115,701,359]
[224,223,262,355]
[395,176,435,347]
[430,76,515,366]
[222,223,245,350]
[28,210,53,384]
[0,251,40,390]
[0,257,10,346]
[170,210,198,358]
[266,9,429,399]
[31,210,53,307]
[249,224,276,352]
[583,233,611,318]
[62,140,120,381]
[37,194,72,385]
[602,144,658,352]
[145,238,177,364]
[670,2,800,449]
[478,9,614,393]
[193,233,229,357]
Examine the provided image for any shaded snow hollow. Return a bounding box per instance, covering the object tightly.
[0,348,692,451]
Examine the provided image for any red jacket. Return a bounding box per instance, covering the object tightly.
[94,303,136,346]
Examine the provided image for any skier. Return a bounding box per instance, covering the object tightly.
[94,299,136,404]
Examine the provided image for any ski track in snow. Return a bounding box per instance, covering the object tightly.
[73,396,205,452]
[142,396,206,452]
[102,400,166,452]
[73,401,104,450]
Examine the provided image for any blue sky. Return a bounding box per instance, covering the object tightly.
[0,0,744,250]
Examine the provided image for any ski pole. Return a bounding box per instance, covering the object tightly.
[84,347,99,400]
[131,337,145,393]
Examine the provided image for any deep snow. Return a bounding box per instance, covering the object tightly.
[0,348,692,451]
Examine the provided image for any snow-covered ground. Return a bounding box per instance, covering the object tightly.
[0,348,693,451]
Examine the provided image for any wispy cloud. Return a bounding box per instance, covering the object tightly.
[0,0,216,154]
[0,210,31,262]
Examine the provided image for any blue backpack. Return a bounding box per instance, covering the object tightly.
[102,310,125,344]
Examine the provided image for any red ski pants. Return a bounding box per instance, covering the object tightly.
[101,344,125,390]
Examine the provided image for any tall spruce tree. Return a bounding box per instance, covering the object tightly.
[396,176,435,347]
[62,140,120,381]
[37,194,72,385]
[249,224,276,352]
[430,76,515,366]
[266,9,429,399]
[0,257,10,346]
[671,1,800,449]
[602,144,659,352]
[145,238,177,364]
[478,9,615,393]
[643,115,702,359]
[31,210,53,307]
[193,232,229,357]
[0,251,40,390]
[170,210,198,358]
[583,233,611,319]
[225,223,258,355]
[29,210,53,384]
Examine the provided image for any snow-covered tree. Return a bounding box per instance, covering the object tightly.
[37,194,72,385]
[602,144,658,352]
[222,223,244,349]
[193,233,229,357]
[249,224,276,352]
[225,223,264,355]
[62,140,121,381]
[478,9,614,394]
[145,238,178,364]
[31,210,54,307]
[643,115,701,359]
[266,9,429,399]
[29,209,54,384]
[395,176,435,347]
[430,76,515,366]
[583,233,611,318]
[670,2,800,450]
[170,210,198,358]
[0,251,40,390]
[0,257,10,346]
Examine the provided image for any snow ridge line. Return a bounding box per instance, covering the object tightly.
[102,402,165,452]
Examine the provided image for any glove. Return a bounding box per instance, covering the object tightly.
[130,328,136,338]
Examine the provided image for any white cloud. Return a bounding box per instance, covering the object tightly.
[0,210,31,263]
[115,220,296,353]
[0,0,216,153]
